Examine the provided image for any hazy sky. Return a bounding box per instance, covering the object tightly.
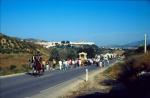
[1,0,150,45]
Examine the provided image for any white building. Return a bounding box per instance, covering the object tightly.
[70,41,94,45]
[35,41,95,48]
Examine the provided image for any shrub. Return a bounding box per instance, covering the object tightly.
[21,64,31,72]
[0,66,2,71]
[10,65,17,70]
[104,53,150,82]
[104,62,127,80]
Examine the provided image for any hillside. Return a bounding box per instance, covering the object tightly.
[0,33,49,55]
[0,33,50,75]
[23,38,47,42]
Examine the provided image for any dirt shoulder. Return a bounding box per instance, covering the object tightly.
[60,68,112,98]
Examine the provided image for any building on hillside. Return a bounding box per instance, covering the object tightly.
[35,41,95,48]
[70,41,94,45]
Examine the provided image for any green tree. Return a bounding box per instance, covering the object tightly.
[58,48,77,60]
[49,48,60,61]
[77,45,99,58]
[61,41,65,45]
[66,41,70,44]
[67,48,77,59]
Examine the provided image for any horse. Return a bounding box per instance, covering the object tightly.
[32,56,44,76]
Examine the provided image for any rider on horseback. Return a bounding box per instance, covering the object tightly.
[32,51,44,76]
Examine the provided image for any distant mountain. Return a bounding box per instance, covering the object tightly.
[123,40,150,47]
[100,39,150,49]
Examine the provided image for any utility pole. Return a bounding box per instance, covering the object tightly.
[144,34,147,54]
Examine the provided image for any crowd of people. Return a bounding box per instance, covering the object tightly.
[46,59,81,71]
[44,58,110,71]
[28,52,111,76]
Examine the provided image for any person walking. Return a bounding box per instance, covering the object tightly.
[59,60,63,70]
[45,62,50,71]
[42,60,45,73]
[72,60,75,68]
[78,59,81,67]
[52,59,56,70]
[99,61,103,68]
[63,60,66,70]
[64,60,68,70]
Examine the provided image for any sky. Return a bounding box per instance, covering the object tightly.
[1,0,150,46]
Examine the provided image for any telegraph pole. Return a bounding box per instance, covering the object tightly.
[144,34,147,54]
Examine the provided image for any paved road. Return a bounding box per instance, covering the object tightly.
[0,65,99,98]
[0,59,116,98]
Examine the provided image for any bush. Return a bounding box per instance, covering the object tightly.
[21,64,31,72]
[10,65,17,70]
[0,66,2,71]
[104,62,127,80]
[0,67,12,75]
[104,53,150,82]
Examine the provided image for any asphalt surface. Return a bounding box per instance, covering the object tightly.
[0,65,99,98]
[0,59,117,98]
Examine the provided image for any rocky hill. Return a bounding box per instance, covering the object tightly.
[0,33,49,55]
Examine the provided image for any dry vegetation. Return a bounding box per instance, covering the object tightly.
[0,53,31,75]
[0,53,31,68]
[60,69,112,98]
[104,53,150,82]
[0,53,49,75]
[0,33,50,75]
[61,53,150,98]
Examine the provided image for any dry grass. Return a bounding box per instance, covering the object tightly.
[126,53,150,71]
[61,72,112,98]
[0,53,49,75]
[104,53,150,81]
[61,53,150,98]
[0,53,49,68]
[0,53,32,68]
[103,62,126,80]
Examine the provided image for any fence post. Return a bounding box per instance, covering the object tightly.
[86,69,88,82]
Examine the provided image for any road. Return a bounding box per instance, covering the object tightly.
[0,65,99,98]
[0,59,116,98]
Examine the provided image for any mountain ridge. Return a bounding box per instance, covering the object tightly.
[122,39,150,47]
